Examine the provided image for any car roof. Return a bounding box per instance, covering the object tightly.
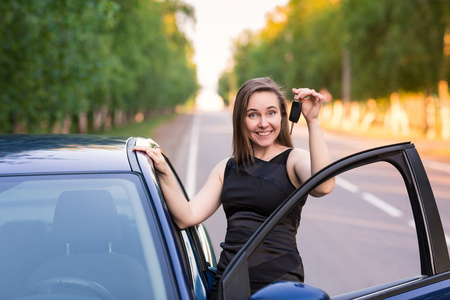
[0,134,132,175]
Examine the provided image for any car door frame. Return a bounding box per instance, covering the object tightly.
[128,137,214,299]
[217,142,450,300]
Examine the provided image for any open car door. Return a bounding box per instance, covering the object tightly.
[217,142,450,300]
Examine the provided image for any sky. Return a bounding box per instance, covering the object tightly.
[181,0,289,91]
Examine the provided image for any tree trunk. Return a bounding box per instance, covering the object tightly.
[342,48,351,104]
[439,22,450,140]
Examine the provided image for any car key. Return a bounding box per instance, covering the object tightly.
[289,98,302,135]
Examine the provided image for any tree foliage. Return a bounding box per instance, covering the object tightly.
[219,0,449,102]
[0,0,198,133]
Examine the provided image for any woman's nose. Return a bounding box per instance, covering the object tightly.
[259,116,268,127]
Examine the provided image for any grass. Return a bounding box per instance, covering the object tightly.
[97,113,175,138]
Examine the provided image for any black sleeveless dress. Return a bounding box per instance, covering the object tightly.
[210,149,305,298]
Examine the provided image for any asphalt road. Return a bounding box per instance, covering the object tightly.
[154,109,450,297]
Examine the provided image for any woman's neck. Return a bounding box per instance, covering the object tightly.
[252,143,288,161]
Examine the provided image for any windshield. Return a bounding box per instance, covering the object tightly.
[0,173,173,300]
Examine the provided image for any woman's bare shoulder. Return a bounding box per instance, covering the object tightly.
[215,157,230,169]
[289,148,309,159]
[287,148,311,170]
[211,157,230,179]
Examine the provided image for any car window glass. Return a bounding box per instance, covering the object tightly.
[299,161,420,297]
[164,160,214,295]
[181,230,208,300]
[196,224,217,269]
[0,174,173,300]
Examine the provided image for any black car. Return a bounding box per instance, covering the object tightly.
[0,134,449,299]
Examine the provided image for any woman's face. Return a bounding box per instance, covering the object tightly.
[245,91,282,149]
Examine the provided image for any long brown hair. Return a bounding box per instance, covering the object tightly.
[232,77,293,168]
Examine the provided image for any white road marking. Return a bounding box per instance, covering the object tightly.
[361,192,403,218]
[337,177,403,217]
[336,176,406,218]
[336,177,360,193]
[186,113,201,198]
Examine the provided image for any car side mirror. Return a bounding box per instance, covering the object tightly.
[249,281,330,300]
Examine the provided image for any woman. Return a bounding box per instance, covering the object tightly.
[133,77,335,297]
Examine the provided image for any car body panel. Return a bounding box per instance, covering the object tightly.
[384,277,450,299]
[0,134,130,175]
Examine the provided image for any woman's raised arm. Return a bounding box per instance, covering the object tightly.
[291,88,335,197]
[133,145,226,229]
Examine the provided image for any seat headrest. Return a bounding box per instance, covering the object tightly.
[53,190,121,245]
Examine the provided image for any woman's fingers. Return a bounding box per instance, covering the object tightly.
[292,88,324,102]
[133,145,159,152]
[133,145,170,174]
[292,87,325,121]
[292,88,313,100]
[132,145,163,160]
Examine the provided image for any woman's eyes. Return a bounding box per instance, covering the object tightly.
[247,111,277,118]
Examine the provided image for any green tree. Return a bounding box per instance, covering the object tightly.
[0,0,118,133]
[224,0,449,102]
[0,0,198,134]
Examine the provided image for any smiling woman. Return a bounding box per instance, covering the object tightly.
[245,92,282,148]
[231,78,292,166]
[133,76,335,298]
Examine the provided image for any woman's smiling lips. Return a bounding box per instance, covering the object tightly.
[256,130,272,136]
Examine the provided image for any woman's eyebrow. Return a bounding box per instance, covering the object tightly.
[247,106,279,112]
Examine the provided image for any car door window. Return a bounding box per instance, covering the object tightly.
[181,229,208,299]
[196,223,217,269]
[163,159,213,299]
[300,161,420,296]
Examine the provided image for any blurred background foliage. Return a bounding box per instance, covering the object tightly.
[2,0,450,139]
[0,0,198,134]
[219,0,450,140]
